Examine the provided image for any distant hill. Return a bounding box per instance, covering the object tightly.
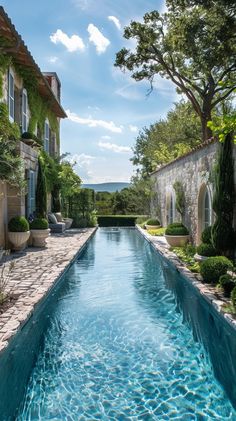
[81,182,130,192]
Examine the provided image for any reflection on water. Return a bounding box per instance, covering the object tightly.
[17,228,236,420]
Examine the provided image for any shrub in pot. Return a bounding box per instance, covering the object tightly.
[30,218,50,247]
[8,216,30,251]
[145,218,161,229]
[218,274,236,297]
[201,226,212,245]
[194,242,217,262]
[165,222,190,247]
[200,256,233,284]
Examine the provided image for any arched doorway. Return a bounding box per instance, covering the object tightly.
[166,190,175,225]
[197,184,213,243]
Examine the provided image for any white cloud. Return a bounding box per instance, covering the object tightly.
[66,109,123,133]
[50,29,85,53]
[70,153,95,167]
[98,141,131,153]
[87,24,110,54]
[48,56,58,63]
[101,135,111,140]
[129,125,138,133]
[108,16,121,30]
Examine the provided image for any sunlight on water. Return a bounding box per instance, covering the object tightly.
[17,228,236,420]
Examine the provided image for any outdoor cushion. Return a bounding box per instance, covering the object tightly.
[48,212,58,224]
[55,212,63,222]
[49,222,66,233]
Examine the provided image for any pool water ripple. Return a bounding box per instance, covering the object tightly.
[17,229,236,420]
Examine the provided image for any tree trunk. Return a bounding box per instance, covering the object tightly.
[200,113,212,142]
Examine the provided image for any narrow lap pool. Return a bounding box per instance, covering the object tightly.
[12,229,236,419]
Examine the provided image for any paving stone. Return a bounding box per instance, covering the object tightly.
[0,228,96,355]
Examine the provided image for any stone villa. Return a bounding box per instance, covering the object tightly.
[0,6,67,248]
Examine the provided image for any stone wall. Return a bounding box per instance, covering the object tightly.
[151,140,236,244]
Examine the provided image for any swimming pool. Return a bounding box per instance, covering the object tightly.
[5,229,236,419]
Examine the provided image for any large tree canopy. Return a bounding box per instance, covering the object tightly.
[115,2,236,141]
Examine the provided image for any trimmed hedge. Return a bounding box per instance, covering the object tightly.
[97,215,137,227]
[200,256,233,284]
[8,216,29,232]
[165,222,189,236]
[196,243,217,257]
[231,286,236,307]
[201,226,212,244]
[219,274,236,297]
[146,218,160,225]
[30,218,49,230]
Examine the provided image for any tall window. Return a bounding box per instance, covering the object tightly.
[22,89,28,133]
[8,70,14,122]
[203,188,212,228]
[27,170,36,218]
[44,120,50,152]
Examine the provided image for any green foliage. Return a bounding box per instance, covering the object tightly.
[201,226,212,244]
[131,101,201,177]
[173,181,185,217]
[219,274,236,297]
[97,215,137,227]
[8,216,29,232]
[0,103,20,140]
[172,245,200,273]
[36,157,47,218]
[212,133,235,255]
[231,286,236,308]
[208,113,236,144]
[71,211,97,228]
[115,4,236,141]
[147,227,166,236]
[146,218,160,225]
[196,243,217,257]
[30,218,49,230]
[200,256,233,283]
[165,222,189,235]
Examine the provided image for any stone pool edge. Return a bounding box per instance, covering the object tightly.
[0,227,97,355]
[136,225,236,332]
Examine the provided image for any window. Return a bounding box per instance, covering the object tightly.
[22,89,28,133]
[8,70,14,122]
[44,120,50,152]
[203,188,212,228]
[27,170,36,218]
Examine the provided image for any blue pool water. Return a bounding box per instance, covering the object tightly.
[17,228,236,420]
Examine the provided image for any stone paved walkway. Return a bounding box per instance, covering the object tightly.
[0,228,96,354]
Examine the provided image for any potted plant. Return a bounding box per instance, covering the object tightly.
[145,218,161,230]
[30,218,50,247]
[194,226,217,262]
[21,132,42,148]
[8,216,30,251]
[165,222,190,247]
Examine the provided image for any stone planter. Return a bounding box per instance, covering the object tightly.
[145,224,161,230]
[8,231,30,251]
[165,235,190,247]
[30,229,50,247]
[194,253,208,262]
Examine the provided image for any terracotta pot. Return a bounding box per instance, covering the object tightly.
[165,234,190,247]
[8,231,30,251]
[30,229,50,247]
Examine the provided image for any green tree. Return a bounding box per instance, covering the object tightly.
[36,156,47,218]
[132,101,201,176]
[115,3,236,141]
[212,132,235,256]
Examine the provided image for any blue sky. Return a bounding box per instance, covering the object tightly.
[2,0,178,183]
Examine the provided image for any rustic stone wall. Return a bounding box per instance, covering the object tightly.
[151,140,236,244]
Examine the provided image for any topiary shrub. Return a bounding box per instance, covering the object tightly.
[231,286,236,308]
[146,218,160,225]
[8,216,29,232]
[197,243,217,257]
[200,256,233,284]
[201,226,212,244]
[219,274,236,297]
[30,218,49,230]
[165,222,189,236]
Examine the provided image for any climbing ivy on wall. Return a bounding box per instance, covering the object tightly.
[0,50,60,145]
[173,181,185,218]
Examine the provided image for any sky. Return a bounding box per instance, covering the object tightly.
[1,0,178,183]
